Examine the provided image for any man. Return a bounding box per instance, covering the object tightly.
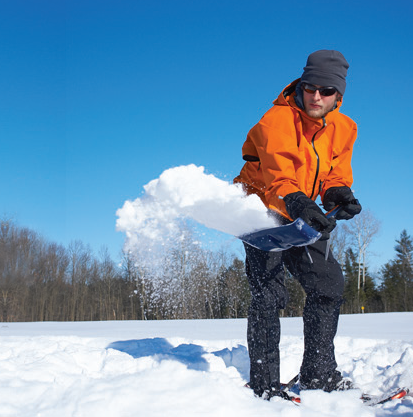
[234,50,362,399]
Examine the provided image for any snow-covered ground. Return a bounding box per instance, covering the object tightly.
[0,313,412,417]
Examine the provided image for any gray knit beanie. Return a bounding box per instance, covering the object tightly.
[301,50,349,95]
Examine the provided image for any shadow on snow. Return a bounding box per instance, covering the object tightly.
[107,337,249,379]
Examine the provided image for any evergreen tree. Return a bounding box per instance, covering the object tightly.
[342,248,359,313]
[380,230,413,311]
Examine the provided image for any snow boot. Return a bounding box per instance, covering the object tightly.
[245,382,299,403]
[299,370,354,393]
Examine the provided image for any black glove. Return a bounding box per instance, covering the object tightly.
[323,186,362,220]
[284,191,336,240]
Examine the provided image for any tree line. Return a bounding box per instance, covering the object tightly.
[0,219,250,322]
[0,214,412,322]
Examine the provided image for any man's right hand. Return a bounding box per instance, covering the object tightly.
[284,191,336,240]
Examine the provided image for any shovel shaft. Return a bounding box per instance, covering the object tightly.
[326,205,341,219]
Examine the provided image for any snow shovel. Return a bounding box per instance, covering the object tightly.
[239,206,340,252]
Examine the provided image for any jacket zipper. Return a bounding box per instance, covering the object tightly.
[309,117,326,199]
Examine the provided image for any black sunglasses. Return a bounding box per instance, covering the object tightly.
[302,83,337,97]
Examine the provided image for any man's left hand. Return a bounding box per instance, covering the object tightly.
[323,186,362,220]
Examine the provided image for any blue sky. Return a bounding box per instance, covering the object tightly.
[1,0,412,271]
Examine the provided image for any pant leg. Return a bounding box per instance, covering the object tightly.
[243,243,288,395]
[283,240,344,388]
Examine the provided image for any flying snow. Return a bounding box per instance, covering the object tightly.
[116,164,278,251]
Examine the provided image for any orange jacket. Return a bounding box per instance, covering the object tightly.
[234,79,357,219]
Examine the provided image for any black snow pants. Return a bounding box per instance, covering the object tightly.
[244,239,344,395]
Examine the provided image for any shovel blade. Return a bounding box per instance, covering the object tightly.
[239,218,321,252]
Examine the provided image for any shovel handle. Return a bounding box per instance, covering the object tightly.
[326,205,341,219]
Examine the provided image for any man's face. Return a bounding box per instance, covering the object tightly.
[302,84,338,119]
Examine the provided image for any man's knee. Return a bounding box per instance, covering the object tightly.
[248,277,289,311]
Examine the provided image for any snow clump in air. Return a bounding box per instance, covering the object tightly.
[116,164,278,252]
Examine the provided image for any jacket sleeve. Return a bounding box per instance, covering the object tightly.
[245,114,303,206]
[320,123,357,200]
